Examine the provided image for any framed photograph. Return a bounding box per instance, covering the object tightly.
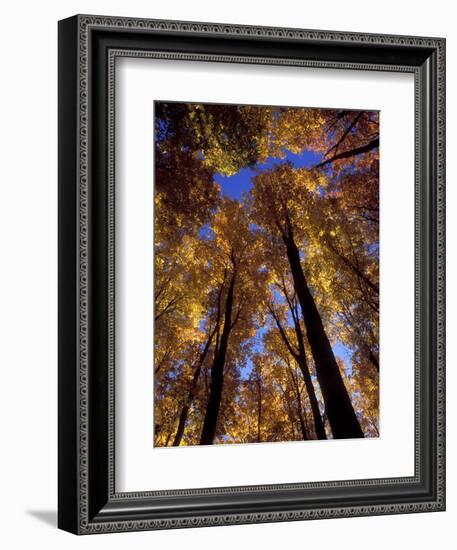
[58,14,445,534]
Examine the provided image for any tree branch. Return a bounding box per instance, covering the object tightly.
[268,304,299,361]
[315,137,379,168]
[323,112,363,159]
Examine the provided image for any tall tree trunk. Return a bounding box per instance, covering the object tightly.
[296,403,308,440]
[283,291,327,440]
[287,366,308,440]
[366,346,379,372]
[279,383,297,439]
[256,379,262,443]
[199,272,236,445]
[296,352,326,439]
[270,298,326,440]
[283,230,363,439]
[172,325,217,446]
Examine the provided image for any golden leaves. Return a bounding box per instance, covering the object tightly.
[154,102,379,445]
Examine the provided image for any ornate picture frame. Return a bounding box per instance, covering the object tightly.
[58,14,445,534]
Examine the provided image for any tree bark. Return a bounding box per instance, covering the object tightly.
[278,383,297,440]
[283,290,327,439]
[287,365,308,440]
[172,325,217,446]
[296,401,308,441]
[256,379,262,443]
[283,229,364,439]
[269,302,326,440]
[367,346,379,372]
[316,137,379,168]
[199,271,236,445]
[296,353,326,438]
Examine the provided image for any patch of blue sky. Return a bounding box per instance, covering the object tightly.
[282,149,321,168]
[270,286,285,305]
[214,167,254,200]
[214,148,322,200]
[239,358,253,381]
[198,223,215,240]
[239,326,268,380]
[366,242,379,254]
[238,332,354,381]
[332,340,353,377]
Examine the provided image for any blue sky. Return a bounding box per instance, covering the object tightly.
[214,149,321,200]
[213,147,354,380]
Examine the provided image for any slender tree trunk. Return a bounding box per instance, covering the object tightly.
[269,303,326,440]
[297,405,308,440]
[288,368,308,440]
[172,403,193,447]
[367,346,379,371]
[257,380,262,443]
[172,373,200,447]
[172,326,217,446]
[286,298,328,440]
[279,383,297,439]
[296,351,327,440]
[283,230,364,439]
[199,272,236,445]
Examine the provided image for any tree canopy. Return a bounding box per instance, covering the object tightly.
[154,101,379,446]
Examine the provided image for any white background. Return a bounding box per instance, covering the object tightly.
[0,1,454,549]
[116,59,415,491]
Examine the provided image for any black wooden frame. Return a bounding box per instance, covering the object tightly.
[58,14,445,534]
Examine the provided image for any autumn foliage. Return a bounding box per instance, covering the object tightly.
[154,102,379,446]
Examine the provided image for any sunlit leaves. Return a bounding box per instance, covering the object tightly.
[154,102,379,445]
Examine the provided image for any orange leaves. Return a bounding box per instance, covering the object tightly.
[154,102,379,445]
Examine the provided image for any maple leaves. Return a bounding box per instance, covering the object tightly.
[154,102,379,446]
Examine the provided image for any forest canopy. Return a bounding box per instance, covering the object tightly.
[154,101,379,446]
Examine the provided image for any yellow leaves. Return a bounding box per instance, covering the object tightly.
[154,102,379,444]
[270,108,328,156]
[154,193,163,207]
